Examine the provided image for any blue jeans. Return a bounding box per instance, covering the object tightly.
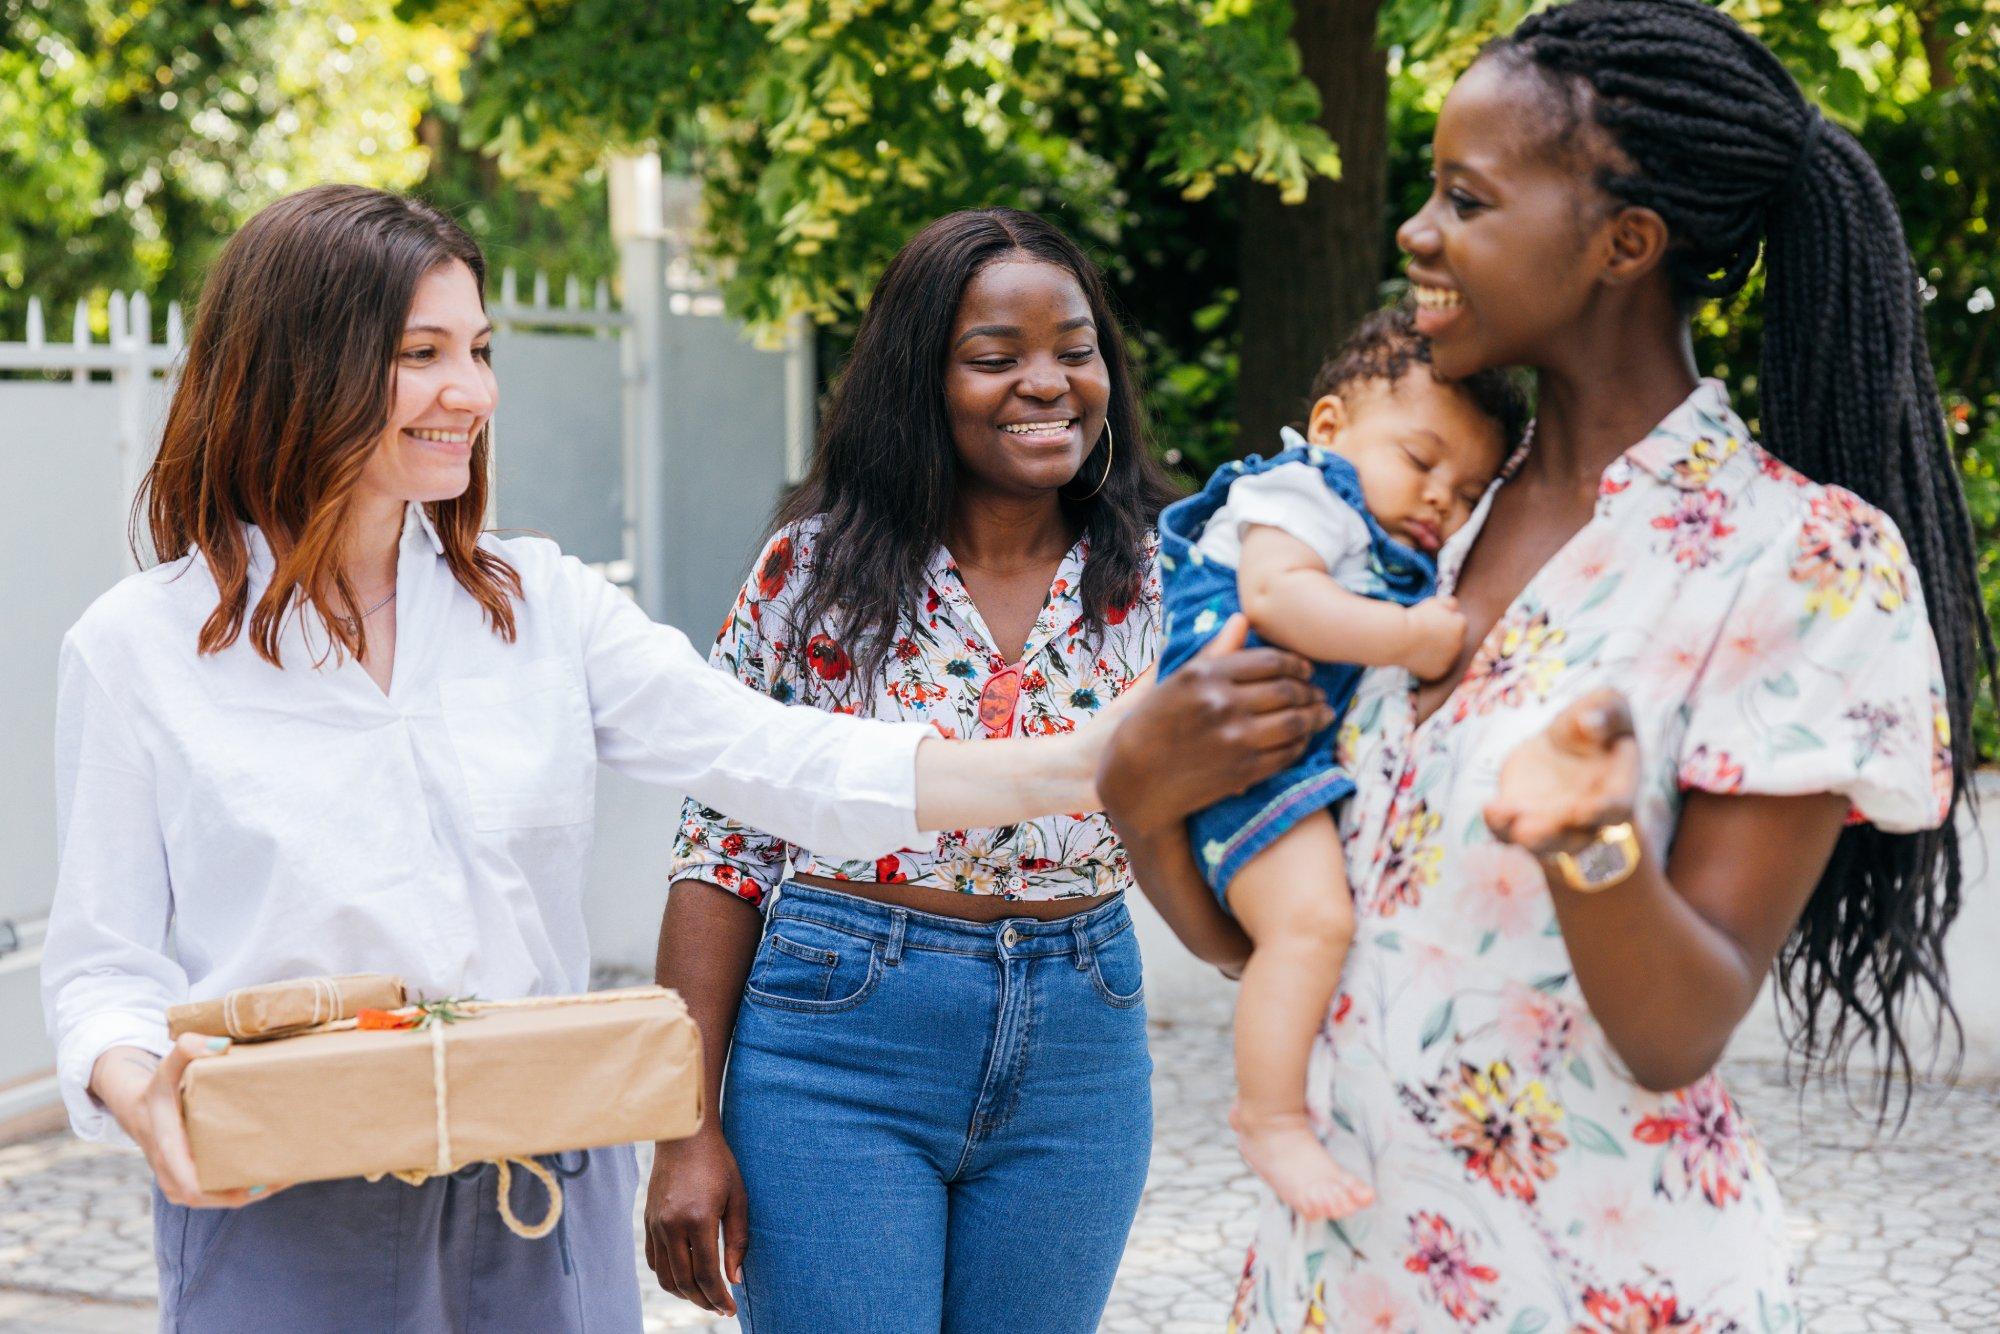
[723,883,1154,1332]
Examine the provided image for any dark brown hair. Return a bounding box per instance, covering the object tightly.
[773,208,1179,687]
[1310,305,1531,451]
[140,184,520,665]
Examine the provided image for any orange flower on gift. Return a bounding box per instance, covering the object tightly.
[358,1008,417,1030]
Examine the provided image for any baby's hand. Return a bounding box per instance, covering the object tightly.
[1402,596,1466,681]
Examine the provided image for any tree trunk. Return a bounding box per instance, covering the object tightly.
[1234,0,1389,453]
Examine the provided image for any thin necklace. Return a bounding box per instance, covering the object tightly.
[337,588,397,634]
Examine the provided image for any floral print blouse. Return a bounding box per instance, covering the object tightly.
[670,517,1161,905]
[1229,380,1950,1333]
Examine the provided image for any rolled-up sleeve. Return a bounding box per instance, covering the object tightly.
[667,569,797,906]
[566,557,929,859]
[1677,491,1950,832]
[43,640,182,1143]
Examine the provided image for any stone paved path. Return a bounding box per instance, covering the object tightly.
[4,1015,1997,1331]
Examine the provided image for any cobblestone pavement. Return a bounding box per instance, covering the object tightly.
[4,1015,1997,1332]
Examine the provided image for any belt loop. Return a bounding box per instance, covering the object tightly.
[1070,916,1093,971]
[885,910,906,966]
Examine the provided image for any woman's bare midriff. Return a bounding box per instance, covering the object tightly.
[790,872,1116,922]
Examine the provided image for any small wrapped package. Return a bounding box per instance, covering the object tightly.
[167,974,407,1041]
[180,985,703,1204]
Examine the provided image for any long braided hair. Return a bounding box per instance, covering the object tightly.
[1486,0,1993,1112]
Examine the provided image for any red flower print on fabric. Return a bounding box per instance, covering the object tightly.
[1790,486,1912,619]
[1573,1281,1714,1332]
[1632,1078,1753,1209]
[1678,745,1744,795]
[1650,488,1736,569]
[756,536,794,599]
[1404,1211,1498,1325]
[1404,1060,1568,1204]
[805,633,852,680]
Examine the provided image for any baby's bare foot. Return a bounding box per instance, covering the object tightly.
[1229,1102,1375,1221]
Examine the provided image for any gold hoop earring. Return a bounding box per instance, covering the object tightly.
[1066,418,1115,501]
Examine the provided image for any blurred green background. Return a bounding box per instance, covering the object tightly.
[4,0,1993,735]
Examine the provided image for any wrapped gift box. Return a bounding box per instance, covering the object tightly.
[180,985,703,1193]
[168,974,407,1041]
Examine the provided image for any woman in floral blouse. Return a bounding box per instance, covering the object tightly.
[641,210,1325,1330]
[1101,2,1988,1329]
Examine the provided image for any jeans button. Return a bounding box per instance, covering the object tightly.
[1001,926,1020,948]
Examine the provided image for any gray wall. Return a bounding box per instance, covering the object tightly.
[651,312,795,645]
[490,330,625,565]
[0,382,157,925]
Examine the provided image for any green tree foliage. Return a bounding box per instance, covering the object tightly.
[0,0,593,335]
[426,0,1342,337]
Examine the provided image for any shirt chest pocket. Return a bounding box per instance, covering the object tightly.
[439,657,596,831]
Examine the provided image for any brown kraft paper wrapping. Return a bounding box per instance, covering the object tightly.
[167,974,407,1041]
[180,987,704,1193]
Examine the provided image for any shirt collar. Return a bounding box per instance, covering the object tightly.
[405,502,446,555]
[925,535,1091,668]
[1606,377,1752,493]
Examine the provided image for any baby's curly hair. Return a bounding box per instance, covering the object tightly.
[1309,306,1531,451]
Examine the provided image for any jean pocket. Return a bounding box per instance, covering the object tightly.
[744,919,881,1013]
[1087,925,1146,1009]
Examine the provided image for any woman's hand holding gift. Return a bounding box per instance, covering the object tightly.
[90,1035,288,1209]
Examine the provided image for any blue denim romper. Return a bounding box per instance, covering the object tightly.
[1157,430,1435,899]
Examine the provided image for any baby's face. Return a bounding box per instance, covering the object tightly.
[1308,370,1508,556]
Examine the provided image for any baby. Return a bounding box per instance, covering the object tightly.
[1155,307,1528,1219]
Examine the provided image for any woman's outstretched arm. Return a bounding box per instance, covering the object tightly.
[575,552,1130,853]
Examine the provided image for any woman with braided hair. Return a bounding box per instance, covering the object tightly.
[1097,0,1985,1326]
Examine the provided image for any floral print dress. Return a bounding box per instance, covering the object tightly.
[1229,381,1951,1334]
[670,517,1160,905]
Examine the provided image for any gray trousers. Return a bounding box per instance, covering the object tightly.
[152,1146,642,1332]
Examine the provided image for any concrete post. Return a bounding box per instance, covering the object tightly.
[610,153,668,619]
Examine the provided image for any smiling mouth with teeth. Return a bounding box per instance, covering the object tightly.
[1412,285,1463,311]
[1000,420,1076,438]
[406,427,473,443]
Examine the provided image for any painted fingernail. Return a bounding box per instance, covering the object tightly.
[205,1037,232,1053]
[247,1184,267,1197]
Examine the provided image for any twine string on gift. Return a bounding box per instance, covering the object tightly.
[351,987,675,1240]
[222,974,349,1039]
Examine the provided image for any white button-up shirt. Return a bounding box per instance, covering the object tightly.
[44,504,929,1140]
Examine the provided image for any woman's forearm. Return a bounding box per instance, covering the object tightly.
[915,731,1097,831]
[656,880,764,1133]
[1546,854,1765,1090]
[1114,817,1250,973]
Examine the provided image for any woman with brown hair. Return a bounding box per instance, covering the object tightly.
[37,184,1164,1331]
